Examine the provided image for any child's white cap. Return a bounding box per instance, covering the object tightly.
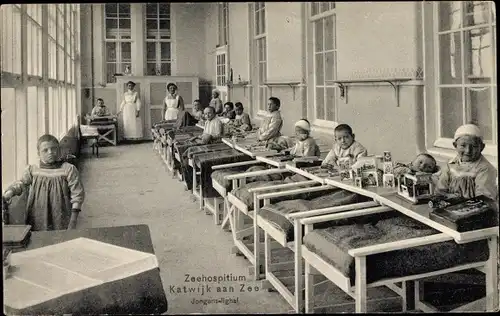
[294,119,310,132]
[212,89,220,95]
[453,124,483,142]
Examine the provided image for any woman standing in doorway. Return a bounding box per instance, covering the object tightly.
[163,83,185,121]
[119,81,143,140]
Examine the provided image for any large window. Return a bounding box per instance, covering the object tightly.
[216,52,227,86]
[311,2,337,123]
[218,2,228,47]
[48,5,57,80]
[254,2,267,112]
[0,4,22,74]
[26,4,43,77]
[145,3,172,76]
[105,3,132,82]
[434,1,496,151]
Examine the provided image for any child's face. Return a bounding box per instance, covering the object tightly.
[204,108,216,121]
[334,130,354,149]
[38,141,60,164]
[454,135,484,162]
[212,92,219,99]
[295,127,309,141]
[411,155,436,173]
[193,101,201,111]
[97,99,104,106]
[235,107,243,115]
[224,104,232,112]
[267,99,279,113]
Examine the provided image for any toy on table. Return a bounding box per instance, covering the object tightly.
[350,156,382,187]
[396,172,435,204]
[428,194,465,210]
[382,151,396,188]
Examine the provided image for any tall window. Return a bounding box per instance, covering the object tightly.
[105,3,132,82]
[216,52,227,86]
[434,1,496,149]
[26,4,43,77]
[145,3,171,76]
[218,2,228,46]
[254,2,267,112]
[57,5,65,81]
[0,4,22,74]
[48,5,57,80]
[311,2,337,123]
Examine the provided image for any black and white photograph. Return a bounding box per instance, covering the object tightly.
[1,2,498,315]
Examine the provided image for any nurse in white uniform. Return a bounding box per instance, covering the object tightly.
[163,83,185,121]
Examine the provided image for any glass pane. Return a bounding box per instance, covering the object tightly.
[106,18,118,30]
[468,87,492,140]
[260,10,266,34]
[147,19,157,30]
[121,63,130,73]
[330,2,336,10]
[118,3,130,17]
[121,42,131,61]
[314,20,323,52]
[119,18,131,29]
[464,1,490,27]
[160,42,171,60]
[321,2,330,13]
[146,63,157,76]
[439,1,462,31]
[146,3,157,18]
[311,2,319,16]
[159,4,170,17]
[315,53,324,85]
[325,51,335,82]
[316,88,325,119]
[159,19,170,30]
[105,4,117,17]
[324,16,334,51]
[439,32,462,84]
[326,87,336,121]
[464,27,493,83]
[255,12,261,35]
[259,63,266,82]
[161,62,171,76]
[259,87,267,111]
[440,88,464,138]
[106,42,116,62]
[146,42,156,61]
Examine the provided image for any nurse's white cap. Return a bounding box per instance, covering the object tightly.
[453,124,483,142]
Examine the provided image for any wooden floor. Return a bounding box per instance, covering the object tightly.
[76,142,486,314]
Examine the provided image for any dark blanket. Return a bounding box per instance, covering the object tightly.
[211,163,268,191]
[174,110,199,129]
[259,190,375,242]
[302,216,489,284]
[194,150,254,198]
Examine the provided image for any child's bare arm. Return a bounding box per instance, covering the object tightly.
[3,166,33,201]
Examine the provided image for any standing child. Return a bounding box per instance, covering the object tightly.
[322,124,368,167]
[209,89,223,115]
[2,134,85,231]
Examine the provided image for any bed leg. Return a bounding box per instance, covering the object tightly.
[304,224,314,314]
[355,256,367,313]
[486,235,499,311]
[294,219,304,313]
[214,198,220,225]
[253,194,261,281]
[264,232,271,285]
[414,280,424,312]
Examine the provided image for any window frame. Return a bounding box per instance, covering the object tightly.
[253,2,268,115]
[144,3,172,76]
[218,2,229,47]
[310,2,338,127]
[104,3,132,83]
[429,1,497,158]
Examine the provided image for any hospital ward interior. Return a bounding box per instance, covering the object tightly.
[2,2,500,314]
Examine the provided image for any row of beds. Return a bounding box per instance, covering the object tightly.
[150,120,498,313]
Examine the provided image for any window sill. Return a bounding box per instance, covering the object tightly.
[427,146,498,168]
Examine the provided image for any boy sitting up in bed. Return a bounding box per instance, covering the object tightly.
[190,106,223,145]
[257,97,283,144]
[434,124,498,200]
[321,124,368,168]
[234,102,252,131]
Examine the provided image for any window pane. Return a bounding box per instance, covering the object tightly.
[259,63,266,83]
[161,62,171,76]
[106,42,117,62]
[121,42,131,61]
[324,16,335,51]
[440,88,464,138]
[159,19,170,30]
[464,27,493,83]
[255,11,261,35]
[321,2,330,13]
[105,4,118,17]
[325,51,335,82]
[260,10,266,34]
[439,1,462,31]
[314,20,323,52]
[160,42,171,60]
[326,87,336,121]
[146,42,156,61]
[464,1,489,27]
[146,4,157,18]
[118,3,130,17]
[468,87,492,141]
[119,18,131,29]
[146,63,157,75]
[315,53,324,85]
[147,19,158,31]
[311,3,319,16]
[159,4,170,16]
[439,32,462,84]
[121,63,130,73]
[106,63,116,82]
[316,88,325,119]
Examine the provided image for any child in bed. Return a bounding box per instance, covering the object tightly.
[269,119,321,157]
[321,124,368,168]
[220,102,236,120]
[393,153,439,177]
[434,124,498,200]
[234,102,252,131]
[2,134,85,231]
[257,97,283,144]
[190,106,224,144]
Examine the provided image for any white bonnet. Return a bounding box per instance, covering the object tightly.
[453,124,483,142]
[294,119,310,132]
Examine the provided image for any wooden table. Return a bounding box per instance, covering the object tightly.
[80,125,100,157]
[4,225,168,314]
